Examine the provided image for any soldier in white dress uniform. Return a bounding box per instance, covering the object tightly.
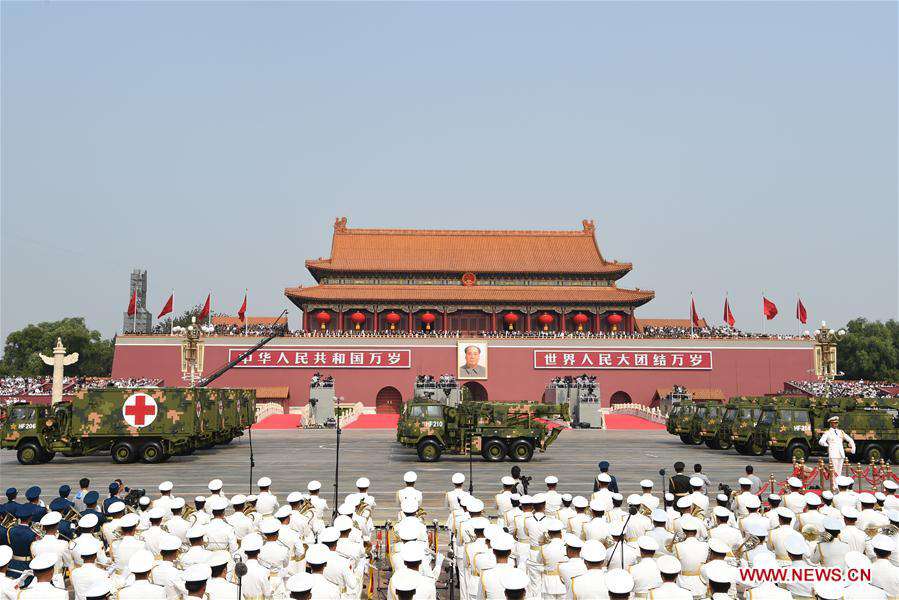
[819,416,856,487]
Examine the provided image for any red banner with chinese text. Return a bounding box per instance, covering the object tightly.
[229,348,412,368]
[533,349,712,370]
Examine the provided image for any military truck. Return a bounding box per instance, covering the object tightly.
[396,397,570,462]
[764,397,899,463]
[0,387,259,464]
[698,402,732,449]
[667,400,706,445]
[729,398,778,456]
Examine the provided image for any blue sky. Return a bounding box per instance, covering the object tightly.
[2,2,896,340]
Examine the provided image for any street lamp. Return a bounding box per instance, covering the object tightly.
[812,321,845,396]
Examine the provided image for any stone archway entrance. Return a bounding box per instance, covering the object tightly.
[375,386,403,414]
[462,381,488,402]
[609,390,632,407]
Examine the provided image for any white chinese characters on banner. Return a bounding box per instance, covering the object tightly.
[534,350,712,370]
[229,348,411,369]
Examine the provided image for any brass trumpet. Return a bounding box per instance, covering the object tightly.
[664,531,686,553]
[733,534,760,560]
[181,505,196,522]
[63,506,81,522]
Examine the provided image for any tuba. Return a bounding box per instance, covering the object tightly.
[181,505,196,523]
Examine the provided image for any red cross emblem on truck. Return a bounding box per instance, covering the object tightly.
[122,393,158,428]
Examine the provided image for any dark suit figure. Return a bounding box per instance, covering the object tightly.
[593,461,619,493]
[669,461,692,497]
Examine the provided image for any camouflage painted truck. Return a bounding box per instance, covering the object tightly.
[730,397,778,456]
[698,401,732,449]
[667,399,707,445]
[763,396,899,463]
[396,398,571,462]
[0,387,257,465]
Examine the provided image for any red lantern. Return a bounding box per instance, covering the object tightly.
[572,312,589,331]
[350,311,366,330]
[606,313,623,332]
[385,311,401,330]
[537,312,554,331]
[420,312,436,330]
[315,310,331,330]
[503,312,519,330]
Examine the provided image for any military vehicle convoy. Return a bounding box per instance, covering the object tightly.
[0,387,256,464]
[666,392,899,464]
[396,396,570,462]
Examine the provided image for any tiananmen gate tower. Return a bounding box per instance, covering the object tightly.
[112,218,815,413]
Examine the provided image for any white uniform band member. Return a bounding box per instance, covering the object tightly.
[819,415,856,489]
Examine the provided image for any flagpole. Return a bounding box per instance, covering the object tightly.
[133,292,137,334]
[245,288,248,336]
[690,291,694,337]
[761,293,765,336]
[208,291,212,327]
[170,289,175,335]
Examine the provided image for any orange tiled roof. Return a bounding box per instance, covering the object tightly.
[636,317,708,331]
[255,386,290,399]
[212,316,288,327]
[285,284,654,305]
[305,217,631,276]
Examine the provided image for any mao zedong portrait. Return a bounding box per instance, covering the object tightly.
[459,344,487,378]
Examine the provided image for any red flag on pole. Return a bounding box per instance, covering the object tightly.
[237,293,247,322]
[127,291,137,316]
[763,297,778,320]
[796,297,807,324]
[723,298,735,327]
[198,294,211,321]
[691,298,701,328]
[157,293,174,319]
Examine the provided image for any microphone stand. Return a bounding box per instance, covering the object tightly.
[234,560,247,599]
[606,506,639,570]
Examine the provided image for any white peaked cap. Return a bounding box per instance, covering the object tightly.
[403,471,417,483]
[580,539,606,562]
[40,512,62,526]
[159,534,181,552]
[356,477,370,488]
[241,533,263,552]
[452,473,465,484]
[184,564,211,583]
[257,477,272,487]
[158,481,173,492]
[287,573,314,593]
[78,513,99,529]
[307,480,321,492]
[128,549,155,574]
[606,569,635,594]
[208,479,223,491]
[657,555,682,574]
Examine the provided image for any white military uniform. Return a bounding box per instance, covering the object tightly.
[16,581,68,599]
[70,563,112,600]
[206,575,240,598]
[117,579,168,599]
[819,426,856,487]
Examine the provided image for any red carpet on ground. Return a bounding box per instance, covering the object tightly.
[345,414,400,429]
[603,414,666,430]
[252,414,302,429]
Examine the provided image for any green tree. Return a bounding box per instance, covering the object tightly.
[0,317,114,377]
[153,304,223,333]
[837,318,899,382]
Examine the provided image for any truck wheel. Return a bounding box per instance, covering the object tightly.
[891,445,899,465]
[786,441,809,463]
[718,437,733,450]
[509,439,535,462]
[771,448,788,461]
[416,440,442,462]
[111,441,137,464]
[39,450,55,463]
[705,439,721,450]
[17,442,42,465]
[482,439,507,462]
[140,441,165,464]
[748,438,767,456]
[865,443,885,463]
[679,434,692,444]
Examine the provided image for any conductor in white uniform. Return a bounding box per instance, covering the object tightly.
[819,415,856,488]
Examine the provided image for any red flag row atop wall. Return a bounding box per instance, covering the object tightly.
[125,292,251,325]
[690,295,809,327]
